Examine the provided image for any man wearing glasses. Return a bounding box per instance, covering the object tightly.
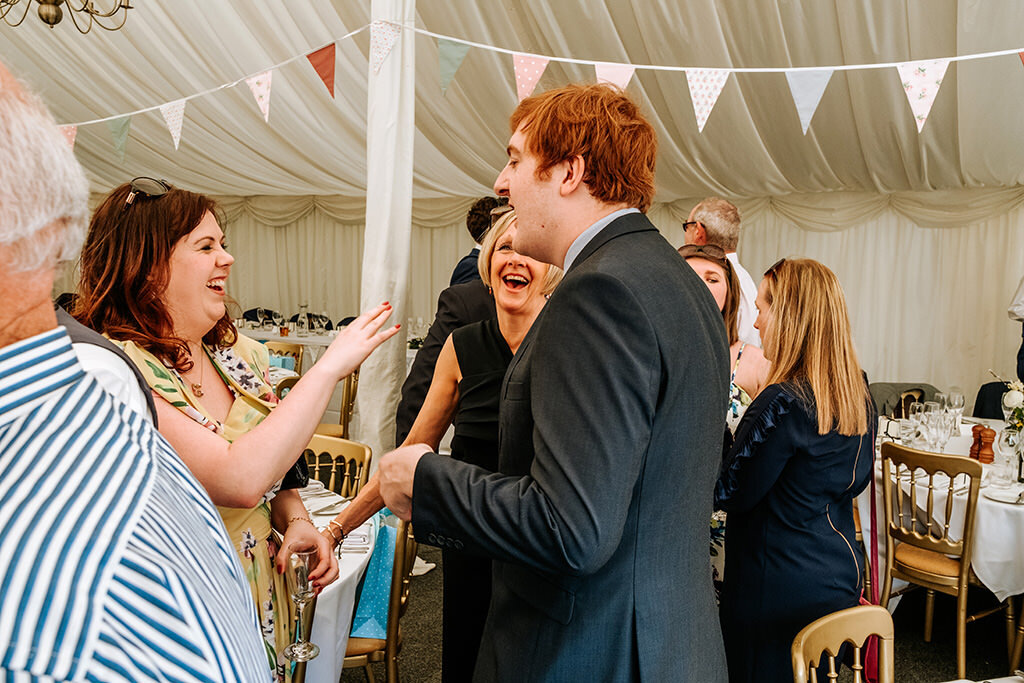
[379,84,729,682]
[684,197,761,347]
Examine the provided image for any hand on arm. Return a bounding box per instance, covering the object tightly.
[379,444,432,520]
[154,303,399,508]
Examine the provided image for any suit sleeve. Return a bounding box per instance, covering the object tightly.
[395,288,466,445]
[412,271,659,577]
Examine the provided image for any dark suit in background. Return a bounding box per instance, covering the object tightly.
[395,280,496,446]
[412,213,730,681]
[449,246,482,286]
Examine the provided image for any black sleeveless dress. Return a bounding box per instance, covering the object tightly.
[443,318,512,682]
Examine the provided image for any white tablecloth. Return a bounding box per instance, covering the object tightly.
[860,421,1024,602]
[300,485,377,683]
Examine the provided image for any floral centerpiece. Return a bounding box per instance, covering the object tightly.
[991,370,1024,431]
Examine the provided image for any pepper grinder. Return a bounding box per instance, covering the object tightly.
[978,427,996,464]
[969,424,984,459]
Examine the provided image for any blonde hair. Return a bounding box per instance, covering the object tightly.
[762,259,868,436]
[691,197,740,252]
[478,210,563,296]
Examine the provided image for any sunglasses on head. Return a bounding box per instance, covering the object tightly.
[124,176,170,209]
[764,258,787,280]
[489,203,514,228]
[678,243,727,261]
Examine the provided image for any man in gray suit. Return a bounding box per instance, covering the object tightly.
[380,83,729,681]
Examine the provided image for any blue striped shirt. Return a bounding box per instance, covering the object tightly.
[0,328,271,683]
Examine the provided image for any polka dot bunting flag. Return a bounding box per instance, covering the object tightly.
[159,99,185,149]
[685,68,730,133]
[370,20,402,74]
[514,53,549,101]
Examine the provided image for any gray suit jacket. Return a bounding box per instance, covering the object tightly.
[412,212,729,681]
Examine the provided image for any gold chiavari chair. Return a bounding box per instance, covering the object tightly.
[302,434,371,500]
[266,340,304,375]
[791,604,894,683]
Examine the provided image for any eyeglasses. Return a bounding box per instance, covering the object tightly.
[124,176,170,208]
[489,203,514,228]
[682,220,702,232]
[678,243,727,261]
[764,258,787,280]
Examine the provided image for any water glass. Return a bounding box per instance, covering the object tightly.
[993,429,1018,489]
[898,418,917,447]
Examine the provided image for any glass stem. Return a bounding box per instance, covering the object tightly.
[295,602,305,644]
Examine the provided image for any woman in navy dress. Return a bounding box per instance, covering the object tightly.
[715,258,874,683]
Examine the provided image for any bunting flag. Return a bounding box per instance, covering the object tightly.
[1020,52,1024,69]
[513,53,549,101]
[59,125,77,150]
[785,69,833,134]
[595,62,635,90]
[246,72,273,122]
[370,20,401,74]
[896,59,950,132]
[107,116,131,160]
[306,44,336,97]
[159,99,186,149]
[438,38,470,94]
[685,69,729,133]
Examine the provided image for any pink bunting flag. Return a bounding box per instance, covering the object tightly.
[159,99,186,150]
[307,43,336,97]
[59,125,77,149]
[246,72,273,122]
[685,69,730,133]
[595,62,635,90]
[370,20,402,74]
[895,59,949,132]
[513,54,549,101]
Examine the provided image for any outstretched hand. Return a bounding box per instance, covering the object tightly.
[317,302,400,380]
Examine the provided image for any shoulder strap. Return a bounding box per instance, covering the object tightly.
[55,306,158,427]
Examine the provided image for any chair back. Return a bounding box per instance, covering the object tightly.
[266,341,304,374]
[973,381,1006,419]
[339,368,360,439]
[303,434,372,499]
[868,382,939,418]
[791,604,895,683]
[385,520,417,664]
[275,375,299,400]
[879,443,981,585]
[895,388,924,419]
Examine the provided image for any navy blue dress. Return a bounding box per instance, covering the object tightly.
[715,382,873,683]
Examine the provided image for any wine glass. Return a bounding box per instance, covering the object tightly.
[312,313,326,335]
[272,310,284,331]
[256,307,267,329]
[947,390,965,435]
[283,542,320,662]
[993,429,1018,489]
[932,412,952,453]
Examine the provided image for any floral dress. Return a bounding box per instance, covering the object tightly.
[711,343,753,601]
[117,334,295,682]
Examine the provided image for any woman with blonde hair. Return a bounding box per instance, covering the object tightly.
[714,258,873,683]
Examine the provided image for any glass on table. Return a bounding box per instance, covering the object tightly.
[283,541,320,662]
[947,391,965,433]
[898,418,917,448]
[992,429,1018,489]
[932,412,952,452]
[272,311,284,330]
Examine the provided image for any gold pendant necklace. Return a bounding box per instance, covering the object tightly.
[190,351,205,397]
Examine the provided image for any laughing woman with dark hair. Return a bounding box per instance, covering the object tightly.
[75,180,399,682]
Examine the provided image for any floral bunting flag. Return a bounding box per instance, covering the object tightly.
[895,59,950,132]
[595,62,635,90]
[59,125,77,150]
[246,72,273,122]
[784,69,833,134]
[513,53,548,101]
[306,43,336,97]
[370,20,402,74]
[159,99,186,149]
[438,37,470,94]
[107,115,131,161]
[685,69,730,133]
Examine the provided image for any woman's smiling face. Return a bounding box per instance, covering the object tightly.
[163,211,234,336]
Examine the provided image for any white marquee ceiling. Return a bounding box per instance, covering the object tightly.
[3,0,1024,200]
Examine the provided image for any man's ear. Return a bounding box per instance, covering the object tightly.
[693,222,708,246]
[557,156,585,197]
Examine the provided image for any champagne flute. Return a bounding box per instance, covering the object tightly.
[284,542,320,662]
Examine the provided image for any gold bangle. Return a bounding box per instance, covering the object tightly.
[288,516,315,529]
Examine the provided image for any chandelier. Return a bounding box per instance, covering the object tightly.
[0,0,133,34]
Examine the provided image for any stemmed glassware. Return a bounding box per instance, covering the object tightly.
[272,310,284,331]
[284,542,320,662]
[947,391,965,434]
[993,429,1018,489]
[256,307,267,330]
